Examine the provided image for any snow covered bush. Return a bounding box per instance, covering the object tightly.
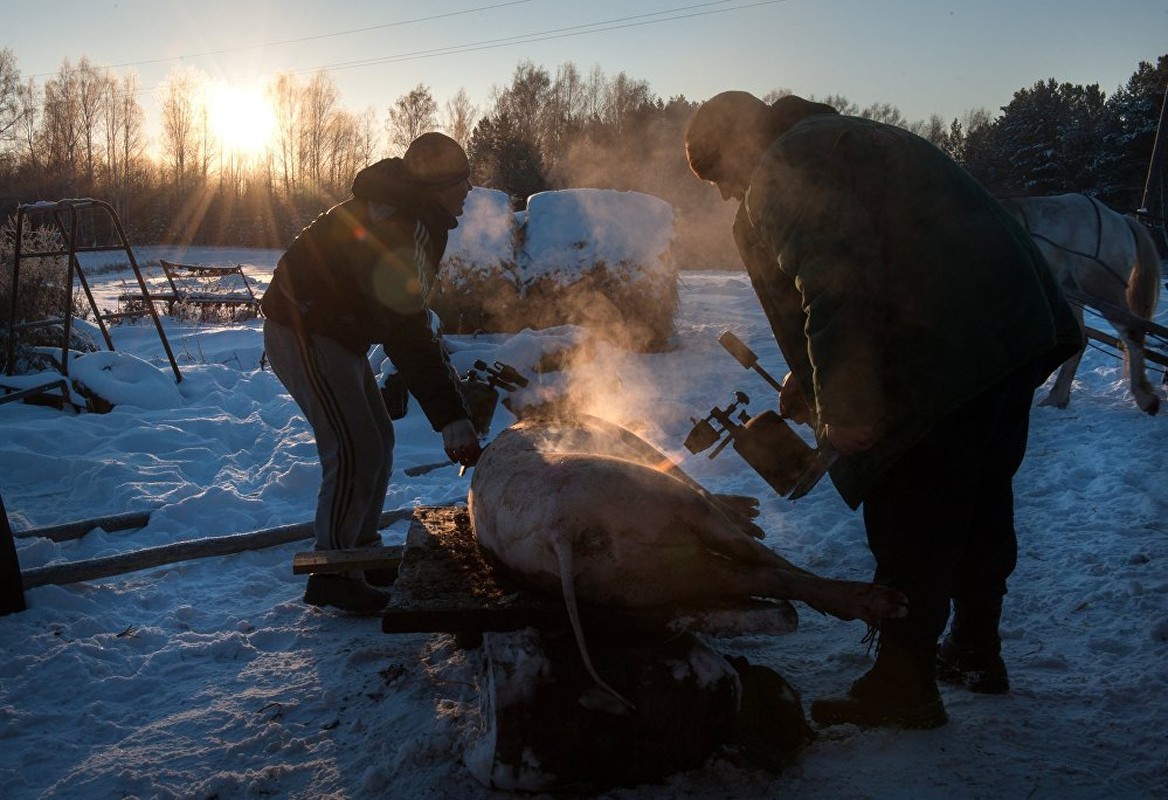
[0,217,98,374]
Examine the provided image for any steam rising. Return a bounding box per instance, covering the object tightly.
[434,187,680,353]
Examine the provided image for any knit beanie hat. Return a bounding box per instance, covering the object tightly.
[403,132,471,187]
[685,91,837,180]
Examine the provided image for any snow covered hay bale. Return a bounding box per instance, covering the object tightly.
[430,188,522,333]
[521,189,679,352]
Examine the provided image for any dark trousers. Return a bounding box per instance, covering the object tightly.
[862,361,1044,646]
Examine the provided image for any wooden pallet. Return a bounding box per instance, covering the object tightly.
[381,506,799,640]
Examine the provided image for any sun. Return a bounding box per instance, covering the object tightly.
[205,81,276,157]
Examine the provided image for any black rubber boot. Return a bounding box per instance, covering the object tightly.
[811,637,948,730]
[303,573,390,615]
[363,566,399,587]
[937,600,1009,694]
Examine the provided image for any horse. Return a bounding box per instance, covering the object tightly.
[1001,193,1163,415]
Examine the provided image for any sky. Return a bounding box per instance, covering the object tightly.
[6,0,1167,149]
[0,190,1165,794]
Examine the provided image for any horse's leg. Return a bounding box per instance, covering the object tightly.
[1039,306,1085,410]
[1119,217,1163,415]
[1114,319,1161,415]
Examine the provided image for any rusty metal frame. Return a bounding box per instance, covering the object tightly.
[3,198,182,390]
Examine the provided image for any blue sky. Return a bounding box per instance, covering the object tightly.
[8,0,1167,134]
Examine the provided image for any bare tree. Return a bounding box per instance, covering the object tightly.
[583,64,606,127]
[300,70,339,189]
[329,106,379,187]
[602,71,654,138]
[158,66,205,189]
[103,72,146,217]
[196,88,215,183]
[908,113,949,147]
[495,62,550,144]
[441,88,478,151]
[548,62,586,147]
[0,48,31,165]
[40,59,82,182]
[12,78,40,168]
[859,101,907,128]
[386,83,438,155]
[352,106,380,167]
[75,56,115,188]
[268,71,302,196]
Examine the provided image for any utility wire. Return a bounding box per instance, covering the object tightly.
[28,0,536,78]
[317,0,787,75]
[33,0,785,96]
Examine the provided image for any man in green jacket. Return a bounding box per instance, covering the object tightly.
[263,132,481,615]
[686,91,1082,728]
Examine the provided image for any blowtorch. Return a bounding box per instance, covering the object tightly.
[404,358,530,477]
[683,331,838,500]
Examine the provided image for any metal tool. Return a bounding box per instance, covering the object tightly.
[405,360,533,478]
[682,331,837,500]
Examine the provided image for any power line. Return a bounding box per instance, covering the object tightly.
[316,0,788,76]
[27,0,535,79]
[32,0,786,99]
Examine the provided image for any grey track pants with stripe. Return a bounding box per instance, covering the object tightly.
[264,319,393,552]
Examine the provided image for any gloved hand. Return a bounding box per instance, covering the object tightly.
[442,418,482,467]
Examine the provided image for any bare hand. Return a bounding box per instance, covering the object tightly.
[779,371,811,425]
[442,418,482,467]
[824,423,876,455]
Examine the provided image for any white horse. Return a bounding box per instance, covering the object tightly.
[1002,193,1163,415]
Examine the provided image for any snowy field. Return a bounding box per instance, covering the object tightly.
[1,244,1166,799]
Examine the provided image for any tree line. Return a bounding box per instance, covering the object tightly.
[0,48,1164,263]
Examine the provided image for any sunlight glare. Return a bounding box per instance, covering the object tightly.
[206,81,276,157]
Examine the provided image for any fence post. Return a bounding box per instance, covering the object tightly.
[1,493,27,615]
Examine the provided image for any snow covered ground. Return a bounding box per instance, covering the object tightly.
[1,243,1166,799]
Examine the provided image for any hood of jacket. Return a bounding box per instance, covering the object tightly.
[351,157,460,232]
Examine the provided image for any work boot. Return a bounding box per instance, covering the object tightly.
[353,540,400,587]
[936,638,1010,694]
[363,566,399,587]
[811,637,948,729]
[303,573,390,615]
[937,600,1009,694]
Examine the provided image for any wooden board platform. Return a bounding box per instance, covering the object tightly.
[381,506,799,638]
[291,546,403,575]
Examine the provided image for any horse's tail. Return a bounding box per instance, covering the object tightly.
[1124,216,1162,325]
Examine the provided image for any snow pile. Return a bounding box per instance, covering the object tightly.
[433,188,679,351]
[69,350,184,410]
[430,188,521,334]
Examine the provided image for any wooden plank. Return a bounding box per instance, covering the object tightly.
[15,510,152,541]
[292,546,404,575]
[20,507,415,589]
[0,378,70,408]
[21,521,317,589]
